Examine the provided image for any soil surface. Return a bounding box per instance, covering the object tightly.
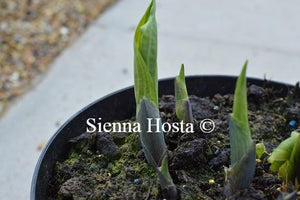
[49,83,300,200]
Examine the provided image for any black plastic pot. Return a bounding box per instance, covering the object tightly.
[31,76,293,200]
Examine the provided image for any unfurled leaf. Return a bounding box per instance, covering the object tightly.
[268,131,300,187]
[134,0,158,109]
[134,0,163,167]
[224,61,256,196]
[174,64,193,123]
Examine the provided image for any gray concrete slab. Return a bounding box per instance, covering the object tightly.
[1,0,300,199]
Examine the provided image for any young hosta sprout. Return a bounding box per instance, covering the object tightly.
[174,64,193,123]
[268,131,300,189]
[134,0,177,198]
[256,142,267,159]
[224,61,256,196]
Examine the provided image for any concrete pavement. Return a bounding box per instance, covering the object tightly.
[1,0,300,199]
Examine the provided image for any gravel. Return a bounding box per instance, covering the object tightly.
[0,0,115,116]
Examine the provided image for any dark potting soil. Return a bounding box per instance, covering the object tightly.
[48,83,300,200]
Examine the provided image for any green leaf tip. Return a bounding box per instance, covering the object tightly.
[175,64,188,101]
[178,64,186,85]
[231,60,249,126]
[230,61,252,164]
[256,142,267,159]
[134,0,158,109]
[268,131,300,187]
[174,64,193,123]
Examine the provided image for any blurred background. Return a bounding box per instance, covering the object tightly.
[0,0,299,199]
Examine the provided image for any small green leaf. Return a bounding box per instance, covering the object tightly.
[256,142,267,159]
[269,133,297,164]
[134,0,158,109]
[290,132,300,185]
[269,131,300,185]
[174,64,193,123]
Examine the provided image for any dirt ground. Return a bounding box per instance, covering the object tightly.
[0,0,115,117]
[50,84,300,199]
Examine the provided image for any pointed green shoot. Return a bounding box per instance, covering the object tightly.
[156,156,175,189]
[174,64,193,123]
[133,1,176,194]
[157,156,178,199]
[225,61,256,196]
[134,0,158,109]
[230,61,252,164]
[268,131,300,187]
[256,142,267,159]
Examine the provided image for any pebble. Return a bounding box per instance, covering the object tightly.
[60,26,69,35]
[213,105,219,110]
[9,72,20,83]
[134,179,140,184]
[289,120,296,127]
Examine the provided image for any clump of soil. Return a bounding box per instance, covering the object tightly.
[49,83,300,200]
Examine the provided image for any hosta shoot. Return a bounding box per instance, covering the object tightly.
[134,0,177,197]
[174,64,193,123]
[268,131,300,190]
[256,142,267,159]
[224,61,256,196]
